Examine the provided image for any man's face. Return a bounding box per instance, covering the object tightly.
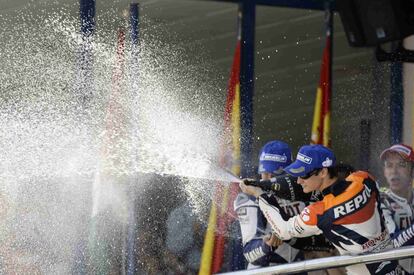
[297,169,323,193]
[383,153,413,193]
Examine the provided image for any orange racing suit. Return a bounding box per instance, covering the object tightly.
[257,171,399,275]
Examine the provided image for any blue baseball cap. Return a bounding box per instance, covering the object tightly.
[284,145,336,177]
[258,140,292,175]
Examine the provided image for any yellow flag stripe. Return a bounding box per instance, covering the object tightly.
[231,83,241,176]
[311,87,323,144]
[198,202,218,275]
[323,111,330,147]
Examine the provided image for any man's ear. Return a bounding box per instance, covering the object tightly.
[320,168,329,178]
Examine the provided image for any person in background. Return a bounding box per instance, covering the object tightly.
[165,201,204,275]
[379,144,414,274]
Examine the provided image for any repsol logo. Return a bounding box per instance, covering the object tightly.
[333,185,372,219]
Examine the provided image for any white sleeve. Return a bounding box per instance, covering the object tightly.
[258,194,322,240]
[234,193,262,245]
[381,202,397,235]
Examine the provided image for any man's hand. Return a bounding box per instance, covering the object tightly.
[263,233,283,248]
[242,178,258,185]
[239,181,265,198]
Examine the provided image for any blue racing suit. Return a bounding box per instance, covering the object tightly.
[381,188,414,274]
[234,192,306,268]
[234,174,331,270]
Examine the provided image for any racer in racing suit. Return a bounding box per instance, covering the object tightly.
[234,140,304,269]
[240,144,400,275]
[234,141,331,270]
[379,144,414,274]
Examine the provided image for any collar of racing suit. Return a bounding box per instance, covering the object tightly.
[321,179,352,197]
[387,188,414,205]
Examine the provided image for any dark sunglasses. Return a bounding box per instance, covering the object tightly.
[300,168,322,180]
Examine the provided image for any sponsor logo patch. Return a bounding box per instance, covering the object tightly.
[300,207,310,222]
[260,153,287,163]
[322,157,333,167]
[333,185,372,219]
[297,153,312,164]
[236,207,247,216]
[362,230,388,250]
[294,219,305,234]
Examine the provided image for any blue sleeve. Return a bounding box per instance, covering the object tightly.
[243,237,273,266]
[392,223,414,247]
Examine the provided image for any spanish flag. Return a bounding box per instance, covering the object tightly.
[199,13,242,275]
[311,8,332,147]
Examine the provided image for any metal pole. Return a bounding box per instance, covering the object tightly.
[218,246,414,275]
[359,119,371,170]
[390,57,403,144]
[240,0,255,178]
[326,1,333,147]
[80,0,96,37]
[130,3,139,46]
[79,1,99,273]
[127,4,139,274]
[78,0,96,104]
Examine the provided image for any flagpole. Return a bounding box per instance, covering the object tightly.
[359,119,371,170]
[130,3,139,46]
[80,0,95,37]
[390,57,403,144]
[78,0,96,104]
[126,5,139,274]
[323,1,333,147]
[77,1,96,273]
[310,1,334,147]
[240,0,256,178]
[327,1,333,109]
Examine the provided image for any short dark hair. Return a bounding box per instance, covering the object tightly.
[324,164,355,180]
[326,166,338,179]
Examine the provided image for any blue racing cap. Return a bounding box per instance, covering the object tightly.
[258,140,292,175]
[284,145,336,177]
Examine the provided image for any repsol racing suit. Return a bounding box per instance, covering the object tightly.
[258,171,400,275]
[381,188,414,274]
[234,175,331,269]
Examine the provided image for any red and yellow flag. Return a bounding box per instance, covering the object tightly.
[199,23,242,275]
[311,10,332,147]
